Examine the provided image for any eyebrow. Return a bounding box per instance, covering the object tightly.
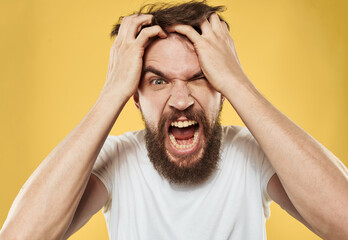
[142,66,205,80]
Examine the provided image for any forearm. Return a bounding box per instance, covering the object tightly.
[226,76,348,239]
[0,90,127,240]
[161,14,347,238]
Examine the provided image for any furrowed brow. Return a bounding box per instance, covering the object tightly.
[142,66,205,80]
[190,71,205,80]
[142,66,166,78]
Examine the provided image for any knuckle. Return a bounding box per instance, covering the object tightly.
[152,25,161,31]
[113,35,122,46]
[122,16,129,22]
[139,27,150,35]
[131,16,140,23]
[142,26,156,34]
[199,37,208,45]
[130,15,152,28]
[134,18,147,26]
[122,41,133,49]
[114,40,122,49]
[122,15,135,22]
[176,25,186,31]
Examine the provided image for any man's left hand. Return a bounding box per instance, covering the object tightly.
[166,12,248,95]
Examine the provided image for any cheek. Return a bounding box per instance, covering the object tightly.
[138,91,168,124]
[204,94,222,120]
[190,85,222,117]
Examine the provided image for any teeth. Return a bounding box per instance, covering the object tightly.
[169,129,199,149]
[178,121,183,128]
[170,120,197,128]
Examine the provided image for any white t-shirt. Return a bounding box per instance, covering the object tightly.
[92,125,275,240]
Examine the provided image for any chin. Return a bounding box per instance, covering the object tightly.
[144,108,223,185]
[165,146,205,168]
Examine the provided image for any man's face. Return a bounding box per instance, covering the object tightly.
[135,34,223,184]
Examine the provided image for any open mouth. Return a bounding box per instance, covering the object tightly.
[167,119,201,155]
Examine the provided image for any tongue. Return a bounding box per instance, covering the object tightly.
[171,125,196,140]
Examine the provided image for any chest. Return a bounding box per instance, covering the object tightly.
[107,155,266,240]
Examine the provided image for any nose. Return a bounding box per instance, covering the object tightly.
[168,81,194,111]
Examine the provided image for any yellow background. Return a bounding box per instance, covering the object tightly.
[1,0,347,239]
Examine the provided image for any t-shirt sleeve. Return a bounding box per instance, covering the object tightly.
[260,150,276,219]
[240,127,275,219]
[91,135,116,212]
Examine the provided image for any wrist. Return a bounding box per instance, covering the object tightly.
[91,87,132,123]
[225,76,266,113]
[99,84,133,106]
[222,73,255,100]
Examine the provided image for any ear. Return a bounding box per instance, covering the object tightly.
[133,91,141,110]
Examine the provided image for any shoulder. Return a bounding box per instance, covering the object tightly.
[221,125,260,149]
[105,129,146,149]
[221,125,266,168]
[95,130,146,164]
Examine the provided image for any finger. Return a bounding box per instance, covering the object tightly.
[222,21,230,34]
[117,16,131,39]
[136,25,167,46]
[125,14,154,40]
[209,12,224,34]
[199,18,214,37]
[166,24,201,44]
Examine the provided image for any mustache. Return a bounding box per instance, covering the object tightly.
[160,107,206,124]
[155,107,210,140]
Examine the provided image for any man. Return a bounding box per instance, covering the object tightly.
[0,1,347,239]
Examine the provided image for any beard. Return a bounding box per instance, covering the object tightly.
[144,107,222,185]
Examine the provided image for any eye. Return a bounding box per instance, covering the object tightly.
[151,79,166,85]
[189,77,207,83]
[189,76,207,82]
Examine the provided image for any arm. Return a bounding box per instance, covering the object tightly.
[224,65,348,239]
[0,15,166,240]
[267,173,322,237]
[167,13,348,239]
[62,174,108,239]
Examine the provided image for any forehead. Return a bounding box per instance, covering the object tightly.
[143,34,201,79]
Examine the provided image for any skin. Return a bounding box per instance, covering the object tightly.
[166,13,348,239]
[0,14,166,240]
[135,33,222,167]
[0,13,347,240]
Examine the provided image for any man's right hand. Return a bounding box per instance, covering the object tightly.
[102,14,167,100]
[0,15,167,240]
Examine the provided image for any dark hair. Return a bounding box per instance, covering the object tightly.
[110,0,228,38]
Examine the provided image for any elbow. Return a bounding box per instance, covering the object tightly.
[326,229,348,240]
[319,220,348,240]
[323,232,348,240]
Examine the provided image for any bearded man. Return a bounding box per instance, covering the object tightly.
[1,1,347,240]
